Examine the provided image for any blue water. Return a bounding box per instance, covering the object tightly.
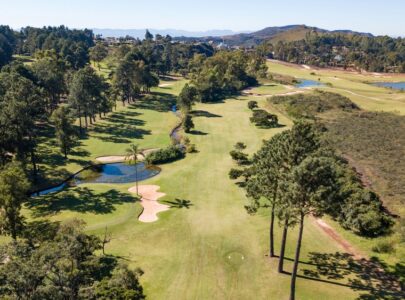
[32,162,160,196]
[295,79,325,88]
[373,82,405,90]
[75,162,160,184]
[34,183,67,196]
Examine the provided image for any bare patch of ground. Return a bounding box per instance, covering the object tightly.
[313,217,363,259]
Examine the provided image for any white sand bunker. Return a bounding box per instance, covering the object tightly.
[96,149,160,164]
[128,185,169,223]
[158,83,173,87]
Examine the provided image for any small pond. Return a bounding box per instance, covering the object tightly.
[295,79,325,88]
[32,162,160,196]
[373,82,405,91]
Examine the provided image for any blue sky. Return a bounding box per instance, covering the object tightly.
[2,0,403,36]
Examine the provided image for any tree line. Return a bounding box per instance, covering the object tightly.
[229,121,394,300]
[270,31,405,72]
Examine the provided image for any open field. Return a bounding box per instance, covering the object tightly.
[267,60,405,114]
[17,76,405,299]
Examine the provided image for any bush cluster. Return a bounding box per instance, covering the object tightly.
[145,145,185,165]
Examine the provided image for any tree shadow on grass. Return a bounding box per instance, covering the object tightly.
[188,130,208,136]
[136,92,177,112]
[92,123,151,143]
[285,252,405,299]
[164,198,193,209]
[191,110,222,118]
[27,187,138,217]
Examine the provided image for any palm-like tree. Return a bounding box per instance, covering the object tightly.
[125,144,142,195]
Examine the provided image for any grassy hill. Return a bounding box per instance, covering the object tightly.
[174,25,373,47]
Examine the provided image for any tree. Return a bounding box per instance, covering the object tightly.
[68,66,108,133]
[182,114,195,133]
[86,264,145,300]
[0,219,145,299]
[230,142,250,166]
[0,71,44,178]
[250,109,278,128]
[0,25,16,68]
[144,29,154,41]
[126,144,142,195]
[31,56,66,112]
[51,106,77,158]
[246,132,289,258]
[248,100,258,110]
[90,43,108,70]
[0,162,30,240]
[113,57,140,106]
[280,156,338,300]
[177,84,199,113]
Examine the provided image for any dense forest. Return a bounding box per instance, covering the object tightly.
[270,32,405,72]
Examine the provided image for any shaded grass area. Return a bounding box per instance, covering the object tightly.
[27,187,136,217]
[33,82,184,190]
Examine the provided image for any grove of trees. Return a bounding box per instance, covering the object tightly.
[270,31,405,72]
[230,121,394,299]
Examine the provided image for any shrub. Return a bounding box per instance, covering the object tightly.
[183,137,197,153]
[248,100,258,110]
[229,150,249,165]
[229,168,244,179]
[372,241,395,254]
[269,91,359,119]
[340,190,394,237]
[250,109,278,128]
[145,145,184,165]
[234,142,247,151]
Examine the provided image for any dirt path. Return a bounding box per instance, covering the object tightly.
[313,217,363,259]
[331,87,383,102]
[128,185,169,223]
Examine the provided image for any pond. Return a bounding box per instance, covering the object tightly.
[32,162,160,196]
[373,82,405,90]
[295,79,325,88]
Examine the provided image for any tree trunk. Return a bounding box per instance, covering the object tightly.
[135,165,139,195]
[278,217,289,273]
[84,113,88,128]
[78,107,83,135]
[269,202,275,257]
[290,213,305,300]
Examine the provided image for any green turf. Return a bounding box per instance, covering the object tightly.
[16,76,403,299]
[267,60,405,114]
[25,82,367,299]
[33,79,184,190]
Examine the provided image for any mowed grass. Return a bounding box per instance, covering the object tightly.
[23,83,370,299]
[34,79,184,190]
[267,60,405,114]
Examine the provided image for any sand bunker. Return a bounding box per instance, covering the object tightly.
[159,83,173,87]
[96,149,160,163]
[128,185,169,223]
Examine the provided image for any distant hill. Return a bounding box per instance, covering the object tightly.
[173,25,374,47]
[92,28,248,39]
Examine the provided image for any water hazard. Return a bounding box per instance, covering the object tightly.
[32,162,160,196]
